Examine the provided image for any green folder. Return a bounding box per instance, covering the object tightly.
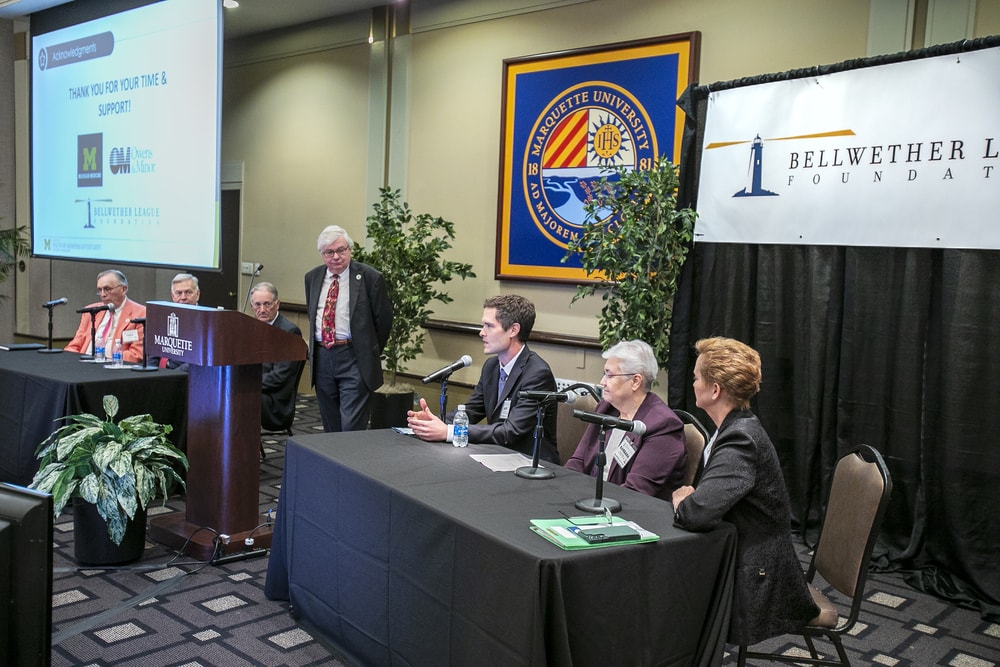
[529,516,658,550]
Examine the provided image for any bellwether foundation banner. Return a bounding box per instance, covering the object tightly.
[695,46,1000,249]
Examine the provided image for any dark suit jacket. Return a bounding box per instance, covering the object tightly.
[304,260,393,392]
[465,345,559,463]
[564,392,686,500]
[261,314,305,431]
[673,409,818,646]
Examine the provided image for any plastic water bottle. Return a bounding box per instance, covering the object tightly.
[94,335,105,362]
[111,339,123,367]
[452,405,469,448]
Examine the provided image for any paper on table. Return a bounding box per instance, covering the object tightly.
[470,452,539,472]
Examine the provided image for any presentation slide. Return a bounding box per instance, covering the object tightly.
[31,0,221,269]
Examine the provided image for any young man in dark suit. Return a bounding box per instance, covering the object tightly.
[305,225,394,432]
[407,294,560,463]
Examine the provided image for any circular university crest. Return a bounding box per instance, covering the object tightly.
[522,81,658,249]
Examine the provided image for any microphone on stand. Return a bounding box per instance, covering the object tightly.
[76,303,115,314]
[515,387,570,481]
[42,297,68,309]
[424,355,473,420]
[76,303,114,360]
[422,355,473,384]
[518,390,578,404]
[127,317,157,372]
[242,264,265,312]
[39,299,70,353]
[572,410,647,435]
[571,410,647,514]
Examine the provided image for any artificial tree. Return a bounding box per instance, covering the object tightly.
[353,187,476,389]
[563,155,696,368]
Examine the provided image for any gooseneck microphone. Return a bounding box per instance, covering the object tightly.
[518,390,577,404]
[76,303,115,314]
[572,409,647,435]
[128,317,147,325]
[422,355,473,384]
[42,297,68,309]
[242,264,265,312]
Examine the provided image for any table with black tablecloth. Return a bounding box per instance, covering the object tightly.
[265,431,737,667]
[0,350,188,485]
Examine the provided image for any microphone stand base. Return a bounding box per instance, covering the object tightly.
[37,348,63,354]
[515,465,554,480]
[574,496,622,514]
[130,364,159,373]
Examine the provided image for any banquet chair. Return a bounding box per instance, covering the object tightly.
[673,408,709,485]
[738,444,892,666]
[260,361,306,460]
[555,384,600,464]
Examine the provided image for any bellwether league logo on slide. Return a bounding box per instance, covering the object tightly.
[523,82,658,248]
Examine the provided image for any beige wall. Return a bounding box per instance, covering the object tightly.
[11,0,1000,392]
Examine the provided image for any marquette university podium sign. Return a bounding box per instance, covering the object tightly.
[144,301,307,559]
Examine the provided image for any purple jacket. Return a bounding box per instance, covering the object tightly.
[564,392,686,500]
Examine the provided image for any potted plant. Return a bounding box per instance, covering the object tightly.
[563,155,697,368]
[29,394,188,564]
[352,187,476,427]
[0,224,29,293]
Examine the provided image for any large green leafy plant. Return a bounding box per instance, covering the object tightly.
[30,395,188,545]
[353,187,476,386]
[0,225,30,298]
[563,155,696,367]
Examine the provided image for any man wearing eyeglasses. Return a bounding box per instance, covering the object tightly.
[65,269,146,363]
[250,282,305,431]
[305,225,394,431]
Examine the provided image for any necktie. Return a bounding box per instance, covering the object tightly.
[498,368,508,395]
[321,276,339,348]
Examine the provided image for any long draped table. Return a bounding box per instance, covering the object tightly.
[265,431,737,667]
[0,349,188,485]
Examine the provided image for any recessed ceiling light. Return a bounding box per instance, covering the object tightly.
[223,0,239,9]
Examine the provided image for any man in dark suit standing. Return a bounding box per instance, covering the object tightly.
[250,282,305,431]
[407,294,560,463]
[305,225,394,431]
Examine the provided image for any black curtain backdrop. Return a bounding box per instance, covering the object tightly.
[668,37,1000,619]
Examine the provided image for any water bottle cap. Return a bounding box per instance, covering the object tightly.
[457,405,466,411]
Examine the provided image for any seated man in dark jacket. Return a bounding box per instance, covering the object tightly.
[251,282,305,431]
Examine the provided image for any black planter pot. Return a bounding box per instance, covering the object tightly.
[72,498,147,565]
[369,389,415,429]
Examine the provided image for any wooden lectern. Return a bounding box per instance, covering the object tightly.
[144,302,307,559]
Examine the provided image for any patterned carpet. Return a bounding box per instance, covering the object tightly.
[48,395,1000,666]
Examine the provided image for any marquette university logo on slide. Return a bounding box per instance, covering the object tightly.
[523,82,657,247]
[78,133,103,187]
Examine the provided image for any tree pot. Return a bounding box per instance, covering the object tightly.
[369,388,415,429]
[73,498,147,565]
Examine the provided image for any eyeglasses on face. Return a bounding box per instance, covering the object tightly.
[321,246,351,258]
[251,301,275,310]
[172,289,196,297]
[602,371,635,379]
[96,284,123,294]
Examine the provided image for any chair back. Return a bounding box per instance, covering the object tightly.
[810,445,892,616]
[556,390,599,464]
[673,409,709,485]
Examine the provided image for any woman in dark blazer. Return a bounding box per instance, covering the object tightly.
[565,339,687,500]
[672,337,817,647]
